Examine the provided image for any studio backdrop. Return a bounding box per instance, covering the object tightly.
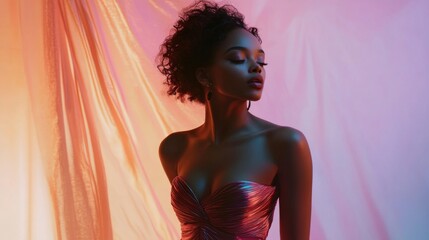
[0,0,428,239]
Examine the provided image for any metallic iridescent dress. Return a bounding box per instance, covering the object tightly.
[171,175,279,240]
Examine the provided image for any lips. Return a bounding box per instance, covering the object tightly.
[247,76,264,89]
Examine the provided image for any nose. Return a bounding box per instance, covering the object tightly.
[250,61,262,73]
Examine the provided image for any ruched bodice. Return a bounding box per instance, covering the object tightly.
[171,175,279,240]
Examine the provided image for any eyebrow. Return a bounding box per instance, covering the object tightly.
[224,46,265,55]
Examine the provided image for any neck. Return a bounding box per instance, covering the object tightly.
[200,97,253,145]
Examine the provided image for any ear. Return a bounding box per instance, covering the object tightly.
[195,67,210,87]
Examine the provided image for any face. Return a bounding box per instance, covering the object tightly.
[206,28,266,102]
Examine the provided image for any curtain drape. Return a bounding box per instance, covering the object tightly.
[1,0,428,239]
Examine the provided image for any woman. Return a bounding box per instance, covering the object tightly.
[156,1,312,239]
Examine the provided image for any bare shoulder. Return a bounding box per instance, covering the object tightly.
[267,126,307,144]
[159,130,189,159]
[158,130,190,183]
[266,126,312,169]
[251,113,312,168]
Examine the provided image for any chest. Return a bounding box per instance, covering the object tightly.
[176,135,278,201]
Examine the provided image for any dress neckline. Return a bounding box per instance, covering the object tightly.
[172,175,277,203]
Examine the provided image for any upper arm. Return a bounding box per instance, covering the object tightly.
[158,132,187,183]
[270,127,313,240]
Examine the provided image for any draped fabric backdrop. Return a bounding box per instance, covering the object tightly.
[1,0,428,239]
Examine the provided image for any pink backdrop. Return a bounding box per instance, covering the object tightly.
[1,0,428,239]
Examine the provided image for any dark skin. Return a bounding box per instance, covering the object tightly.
[159,28,313,240]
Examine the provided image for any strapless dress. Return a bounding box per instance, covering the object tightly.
[171,175,279,240]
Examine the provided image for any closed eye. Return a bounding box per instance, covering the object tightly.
[230,59,268,67]
[230,59,245,64]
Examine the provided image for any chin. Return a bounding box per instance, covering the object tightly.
[248,94,262,101]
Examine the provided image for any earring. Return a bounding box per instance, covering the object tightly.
[247,100,251,110]
[207,81,213,101]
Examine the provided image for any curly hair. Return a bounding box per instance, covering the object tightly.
[156,0,261,104]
